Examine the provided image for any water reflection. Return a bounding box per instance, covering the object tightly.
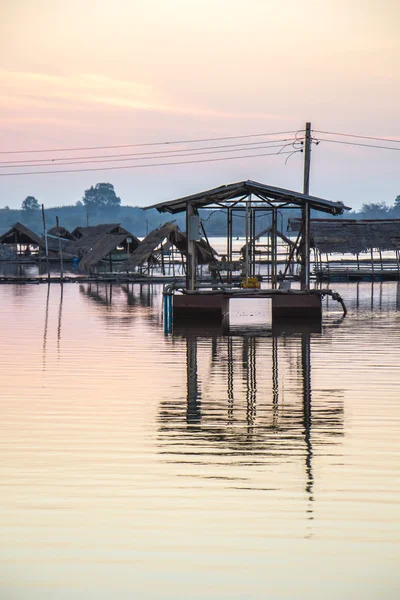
[78,282,161,327]
[159,329,344,512]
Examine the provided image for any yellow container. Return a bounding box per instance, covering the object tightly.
[241,277,260,289]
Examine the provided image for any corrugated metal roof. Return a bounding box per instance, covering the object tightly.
[147,180,350,215]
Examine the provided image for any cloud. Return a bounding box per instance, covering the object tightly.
[0,69,279,123]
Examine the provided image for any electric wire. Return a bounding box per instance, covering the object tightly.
[0,139,298,168]
[314,137,400,152]
[0,130,299,156]
[0,148,302,177]
[313,130,400,144]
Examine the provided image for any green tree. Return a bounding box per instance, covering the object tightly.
[82,183,121,210]
[359,202,388,218]
[394,195,400,207]
[21,196,40,211]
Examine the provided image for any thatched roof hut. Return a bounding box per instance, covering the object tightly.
[0,222,44,249]
[79,231,140,271]
[47,226,75,240]
[289,218,400,254]
[120,222,178,271]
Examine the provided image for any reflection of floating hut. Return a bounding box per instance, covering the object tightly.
[0,222,44,255]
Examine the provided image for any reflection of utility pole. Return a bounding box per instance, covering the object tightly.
[272,336,279,423]
[227,336,234,424]
[42,284,50,372]
[242,337,257,432]
[301,332,314,507]
[187,337,201,424]
[57,284,64,356]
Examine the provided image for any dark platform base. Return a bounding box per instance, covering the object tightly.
[173,293,229,322]
[271,293,322,321]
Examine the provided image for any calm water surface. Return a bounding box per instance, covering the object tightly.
[1,282,400,599]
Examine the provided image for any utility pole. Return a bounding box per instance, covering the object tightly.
[301,122,311,290]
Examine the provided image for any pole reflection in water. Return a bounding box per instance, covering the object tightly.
[186,336,201,425]
[78,283,162,329]
[158,327,344,520]
[57,284,64,356]
[302,332,314,510]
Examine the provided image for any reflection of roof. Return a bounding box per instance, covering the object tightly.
[289,218,400,253]
[147,180,349,215]
[0,222,44,248]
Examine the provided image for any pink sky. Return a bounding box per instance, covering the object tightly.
[1,0,399,210]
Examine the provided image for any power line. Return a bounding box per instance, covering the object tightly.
[313,129,400,144]
[0,149,302,177]
[315,137,400,152]
[0,130,299,156]
[0,139,297,168]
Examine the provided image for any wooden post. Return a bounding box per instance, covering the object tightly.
[186,202,196,290]
[301,122,312,290]
[41,204,50,279]
[271,208,277,289]
[160,242,165,276]
[370,248,374,279]
[244,195,250,285]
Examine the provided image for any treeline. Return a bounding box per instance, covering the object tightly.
[1,184,399,239]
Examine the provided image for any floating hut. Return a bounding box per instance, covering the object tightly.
[119,222,217,275]
[78,230,140,272]
[0,222,44,255]
[148,180,349,324]
[289,218,400,280]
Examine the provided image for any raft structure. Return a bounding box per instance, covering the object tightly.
[146,179,350,332]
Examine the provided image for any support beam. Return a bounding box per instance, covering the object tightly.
[271,208,278,289]
[301,122,312,290]
[186,202,196,290]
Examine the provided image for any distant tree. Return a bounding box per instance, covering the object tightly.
[82,183,121,210]
[4,205,10,210]
[359,202,389,218]
[76,200,84,207]
[394,195,400,208]
[21,196,40,211]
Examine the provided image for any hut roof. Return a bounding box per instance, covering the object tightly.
[47,226,75,240]
[45,235,80,258]
[71,223,124,240]
[289,218,400,253]
[147,180,349,215]
[0,222,44,248]
[78,232,140,271]
[168,229,217,264]
[120,222,179,271]
[71,224,133,253]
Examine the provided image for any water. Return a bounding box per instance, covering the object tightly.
[1,281,400,599]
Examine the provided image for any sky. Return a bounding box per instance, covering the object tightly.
[1,0,399,211]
